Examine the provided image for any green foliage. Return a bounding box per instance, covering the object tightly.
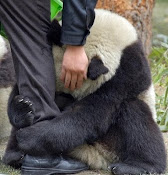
[149,45,168,132]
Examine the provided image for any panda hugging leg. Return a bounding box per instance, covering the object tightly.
[16,92,166,174]
[3,55,110,168]
[16,47,166,173]
[7,54,109,130]
[5,10,167,174]
[3,84,76,168]
[17,38,166,174]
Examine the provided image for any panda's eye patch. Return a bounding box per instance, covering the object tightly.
[87,57,109,80]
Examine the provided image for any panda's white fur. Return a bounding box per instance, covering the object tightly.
[52,9,157,170]
[0,87,12,139]
[0,35,8,61]
[138,84,157,121]
[53,9,138,99]
[0,35,12,139]
[69,143,119,170]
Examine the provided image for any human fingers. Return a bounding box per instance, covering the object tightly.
[84,67,88,80]
[64,71,71,89]
[60,67,66,82]
[76,74,84,89]
[70,73,78,91]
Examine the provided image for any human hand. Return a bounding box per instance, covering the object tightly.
[60,45,88,91]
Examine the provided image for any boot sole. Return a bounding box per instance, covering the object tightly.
[21,166,88,175]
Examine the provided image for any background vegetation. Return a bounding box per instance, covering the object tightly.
[151,0,168,132]
[150,46,168,131]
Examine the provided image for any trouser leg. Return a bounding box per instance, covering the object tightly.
[0,0,60,122]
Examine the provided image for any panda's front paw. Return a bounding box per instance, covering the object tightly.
[9,95,35,129]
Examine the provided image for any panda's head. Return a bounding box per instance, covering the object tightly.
[52,9,138,99]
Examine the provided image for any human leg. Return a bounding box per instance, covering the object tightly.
[0,0,60,123]
[0,1,88,173]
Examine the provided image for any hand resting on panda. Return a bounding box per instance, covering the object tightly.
[8,57,108,129]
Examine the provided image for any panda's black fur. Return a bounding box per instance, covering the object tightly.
[2,9,167,174]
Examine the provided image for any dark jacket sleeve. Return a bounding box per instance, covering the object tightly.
[60,0,98,46]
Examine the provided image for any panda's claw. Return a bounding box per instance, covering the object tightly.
[18,99,24,103]
[14,95,24,104]
[24,100,29,104]
[14,95,33,109]
[28,111,33,115]
[29,103,33,107]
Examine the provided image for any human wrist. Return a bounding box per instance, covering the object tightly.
[66,45,84,51]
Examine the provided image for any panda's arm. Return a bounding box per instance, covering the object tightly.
[55,92,76,111]
[47,20,62,47]
[118,40,152,98]
[16,83,119,156]
[87,57,109,80]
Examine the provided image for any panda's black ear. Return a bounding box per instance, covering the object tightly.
[87,57,109,80]
[47,20,62,47]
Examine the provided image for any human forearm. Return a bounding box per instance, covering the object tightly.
[61,0,98,46]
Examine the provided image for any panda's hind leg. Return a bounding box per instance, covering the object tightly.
[2,127,24,169]
[110,99,166,174]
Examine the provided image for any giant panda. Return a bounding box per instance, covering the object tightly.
[49,9,166,173]
[2,9,167,175]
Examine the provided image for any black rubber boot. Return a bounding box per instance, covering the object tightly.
[21,155,88,175]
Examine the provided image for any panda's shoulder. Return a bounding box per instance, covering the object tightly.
[93,9,138,49]
[94,9,136,34]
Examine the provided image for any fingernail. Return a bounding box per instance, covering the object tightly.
[28,111,33,114]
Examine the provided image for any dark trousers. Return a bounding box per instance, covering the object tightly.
[0,0,60,121]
